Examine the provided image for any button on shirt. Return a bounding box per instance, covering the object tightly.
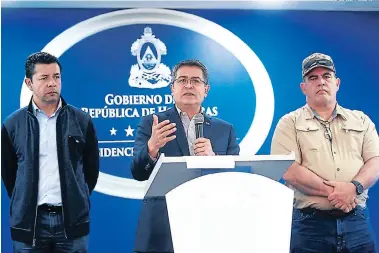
[32,100,63,206]
[176,106,200,156]
[271,104,379,210]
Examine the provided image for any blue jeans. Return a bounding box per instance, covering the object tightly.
[290,206,376,253]
[13,208,89,253]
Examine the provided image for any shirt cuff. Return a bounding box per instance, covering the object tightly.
[148,151,160,163]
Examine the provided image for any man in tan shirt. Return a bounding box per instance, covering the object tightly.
[271,53,379,253]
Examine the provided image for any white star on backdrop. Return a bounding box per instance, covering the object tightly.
[125,125,135,137]
[110,127,117,136]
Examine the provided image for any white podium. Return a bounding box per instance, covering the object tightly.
[143,153,295,253]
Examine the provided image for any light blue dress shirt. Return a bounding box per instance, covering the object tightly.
[32,99,63,206]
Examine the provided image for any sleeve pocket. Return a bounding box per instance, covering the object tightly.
[68,135,86,157]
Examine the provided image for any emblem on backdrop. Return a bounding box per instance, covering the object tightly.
[129,27,172,89]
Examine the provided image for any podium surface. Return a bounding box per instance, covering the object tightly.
[166,172,294,253]
[143,153,295,253]
[144,153,295,197]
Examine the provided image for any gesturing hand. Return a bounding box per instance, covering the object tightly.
[147,114,177,158]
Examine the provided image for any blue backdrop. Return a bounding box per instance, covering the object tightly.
[1,8,379,253]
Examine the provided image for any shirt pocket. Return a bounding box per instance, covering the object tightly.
[295,124,322,166]
[341,123,365,155]
[295,124,322,150]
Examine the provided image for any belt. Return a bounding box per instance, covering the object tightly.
[300,207,355,219]
[38,204,63,213]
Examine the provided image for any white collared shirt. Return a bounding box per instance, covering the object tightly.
[32,99,63,206]
[175,106,203,156]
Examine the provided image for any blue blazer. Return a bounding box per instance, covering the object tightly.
[131,107,240,253]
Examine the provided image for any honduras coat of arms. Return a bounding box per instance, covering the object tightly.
[129,27,172,89]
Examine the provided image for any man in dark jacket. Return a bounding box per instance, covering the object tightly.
[1,52,100,253]
[131,59,240,253]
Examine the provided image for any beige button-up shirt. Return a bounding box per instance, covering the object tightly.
[271,104,379,210]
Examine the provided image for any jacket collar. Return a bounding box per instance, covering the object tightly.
[27,96,67,114]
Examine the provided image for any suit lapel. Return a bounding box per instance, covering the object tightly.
[167,108,190,156]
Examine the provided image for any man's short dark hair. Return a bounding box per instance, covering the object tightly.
[25,52,62,79]
[171,59,209,84]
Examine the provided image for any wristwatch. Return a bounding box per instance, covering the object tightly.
[351,180,364,195]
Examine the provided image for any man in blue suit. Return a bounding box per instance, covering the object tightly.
[131,59,240,253]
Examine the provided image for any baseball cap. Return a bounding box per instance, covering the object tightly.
[302,53,336,78]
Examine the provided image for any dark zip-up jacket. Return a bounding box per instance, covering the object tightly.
[1,97,99,244]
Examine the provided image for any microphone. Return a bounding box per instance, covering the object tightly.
[193,113,204,139]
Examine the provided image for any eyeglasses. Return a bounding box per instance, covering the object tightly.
[174,77,207,86]
[324,126,332,142]
[318,121,333,143]
[304,59,334,70]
